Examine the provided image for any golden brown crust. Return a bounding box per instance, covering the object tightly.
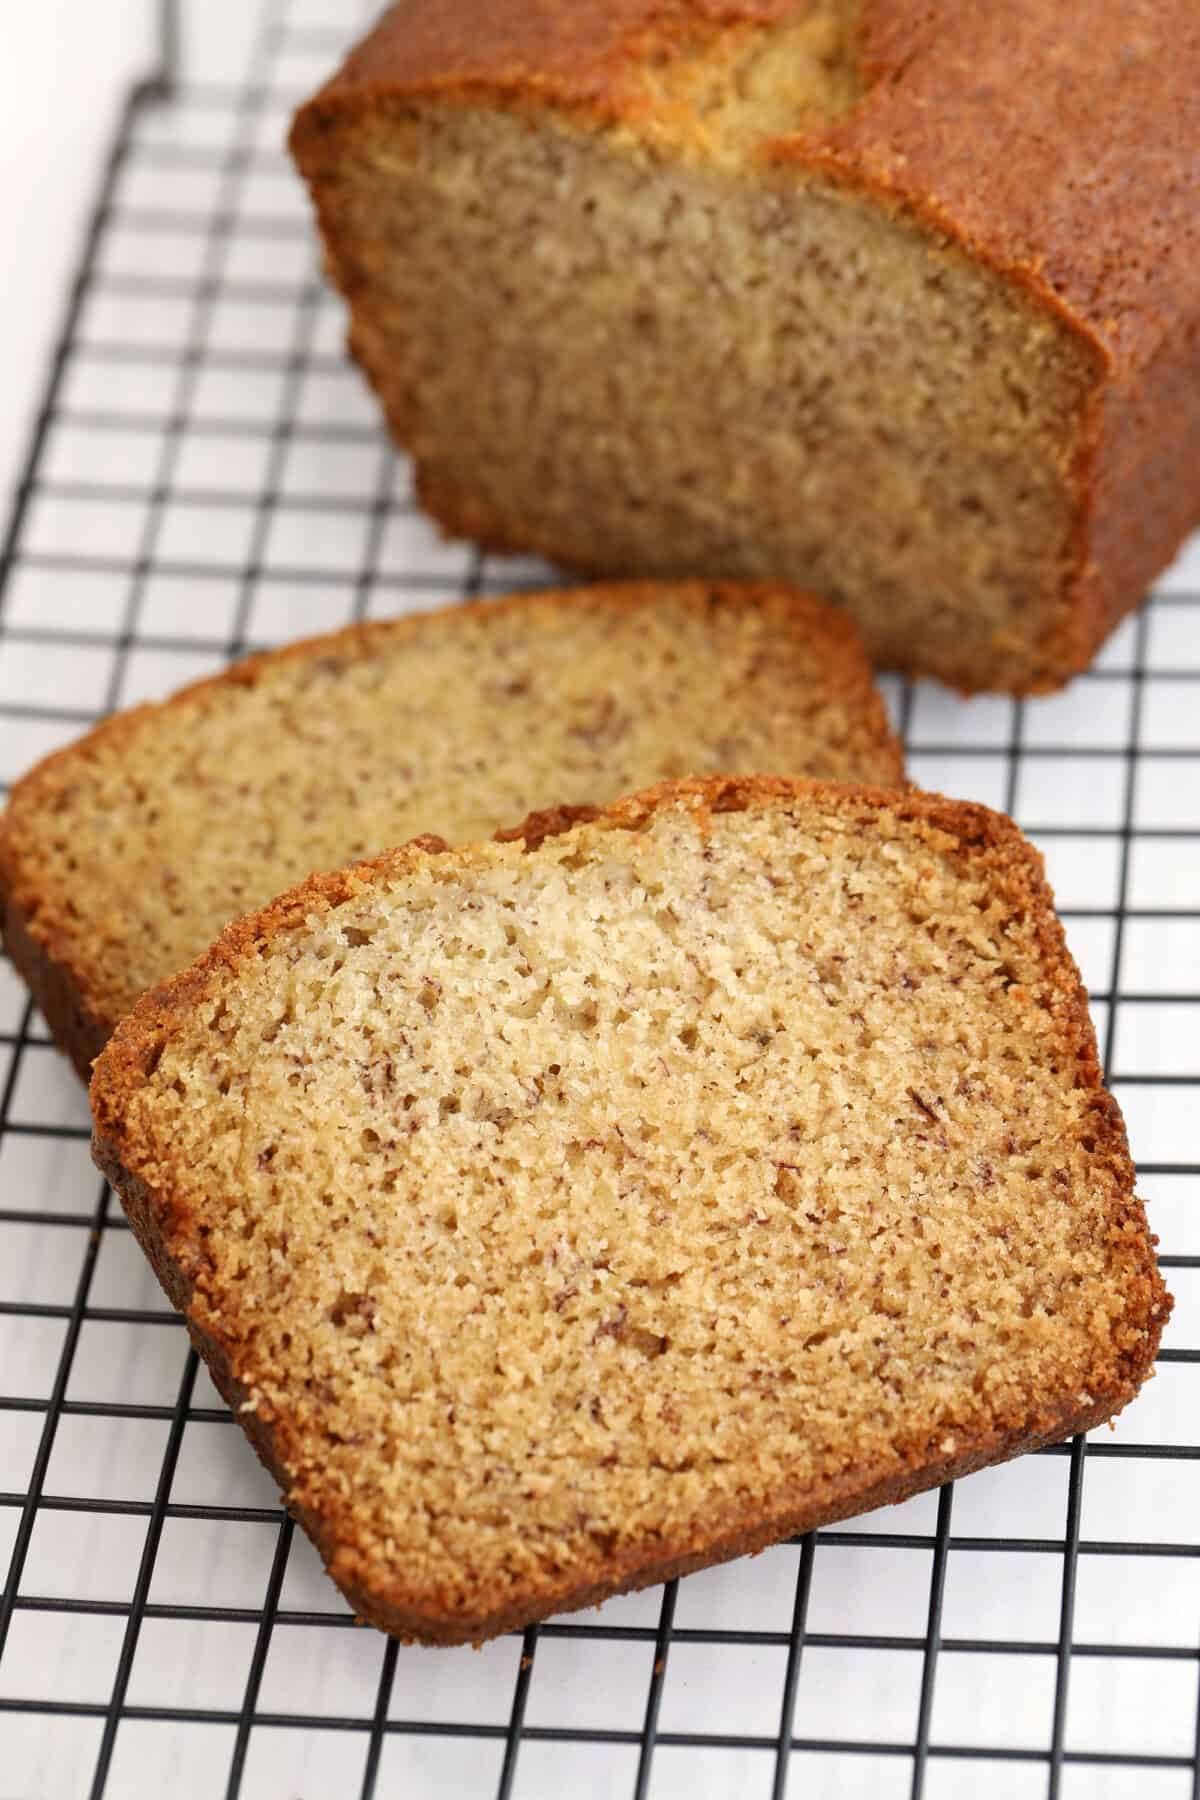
[1,888,110,1082]
[90,774,1169,1644]
[0,581,901,1071]
[292,0,802,117]
[494,802,604,849]
[292,0,1200,690]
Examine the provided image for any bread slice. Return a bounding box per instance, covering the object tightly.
[290,1,1200,693]
[0,582,900,1078]
[90,776,1168,1646]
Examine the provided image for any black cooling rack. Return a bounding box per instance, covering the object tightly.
[0,4,1197,1797]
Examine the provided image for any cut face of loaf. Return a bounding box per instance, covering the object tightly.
[291,0,1200,693]
[90,777,1169,1646]
[0,582,900,1078]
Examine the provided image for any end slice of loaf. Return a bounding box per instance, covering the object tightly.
[0,581,900,1077]
[90,776,1169,1646]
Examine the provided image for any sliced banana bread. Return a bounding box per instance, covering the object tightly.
[0,582,901,1077]
[90,776,1168,1646]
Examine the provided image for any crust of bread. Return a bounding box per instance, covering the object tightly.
[1,886,109,1082]
[0,582,901,1074]
[90,775,1170,1645]
[291,1,1200,691]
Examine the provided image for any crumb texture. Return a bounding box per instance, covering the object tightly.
[95,784,1164,1634]
[322,99,1093,690]
[0,584,897,1037]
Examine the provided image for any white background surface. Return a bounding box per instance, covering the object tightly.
[0,5,262,514]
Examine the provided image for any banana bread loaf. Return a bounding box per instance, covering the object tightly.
[291,1,1200,693]
[90,776,1169,1645]
[0,582,900,1076]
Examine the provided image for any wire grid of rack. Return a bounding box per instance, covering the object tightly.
[0,3,1197,1797]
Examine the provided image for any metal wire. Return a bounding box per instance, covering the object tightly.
[0,4,1197,1796]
